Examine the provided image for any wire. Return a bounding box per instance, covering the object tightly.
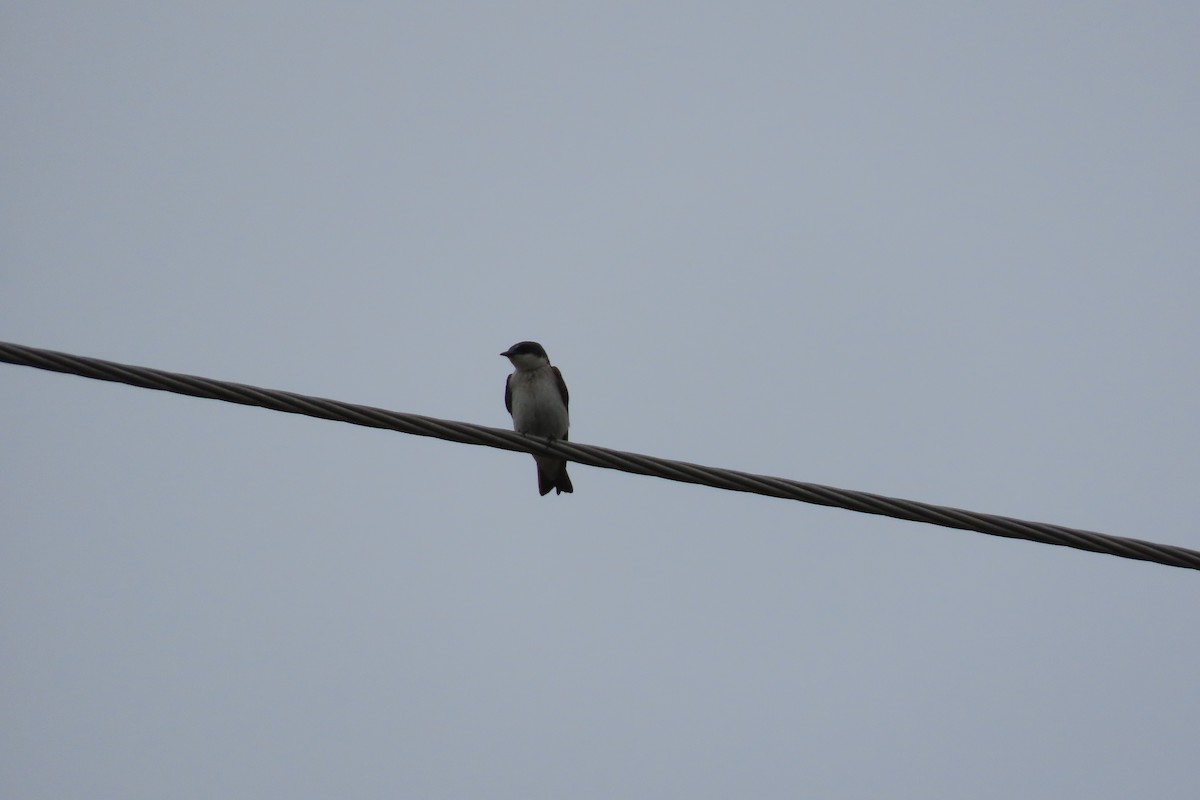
[3,339,1197,572]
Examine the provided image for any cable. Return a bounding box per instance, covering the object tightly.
[3,340,1197,572]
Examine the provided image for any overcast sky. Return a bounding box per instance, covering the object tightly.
[3,3,1198,798]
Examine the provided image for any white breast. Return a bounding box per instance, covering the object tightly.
[509,369,569,438]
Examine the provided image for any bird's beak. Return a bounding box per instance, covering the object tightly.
[500,350,512,358]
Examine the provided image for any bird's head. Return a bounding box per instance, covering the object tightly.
[501,341,550,371]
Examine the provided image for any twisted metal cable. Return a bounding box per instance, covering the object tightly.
[3,340,1198,572]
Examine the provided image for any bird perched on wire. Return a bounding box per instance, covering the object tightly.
[501,341,573,496]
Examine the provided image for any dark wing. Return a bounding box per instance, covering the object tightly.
[551,367,569,409]
[552,366,570,440]
[504,374,513,416]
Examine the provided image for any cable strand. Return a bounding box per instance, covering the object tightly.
[3,340,1197,571]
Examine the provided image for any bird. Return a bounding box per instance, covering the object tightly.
[501,341,573,496]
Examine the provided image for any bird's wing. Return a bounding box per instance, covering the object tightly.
[552,367,569,409]
[504,374,513,416]
[552,366,570,440]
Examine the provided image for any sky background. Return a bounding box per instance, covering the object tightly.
[3,3,1198,798]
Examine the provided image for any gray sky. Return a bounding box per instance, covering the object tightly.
[3,3,1198,798]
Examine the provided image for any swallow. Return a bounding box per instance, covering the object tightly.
[501,341,573,495]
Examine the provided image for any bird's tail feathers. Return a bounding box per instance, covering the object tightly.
[537,460,573,496]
